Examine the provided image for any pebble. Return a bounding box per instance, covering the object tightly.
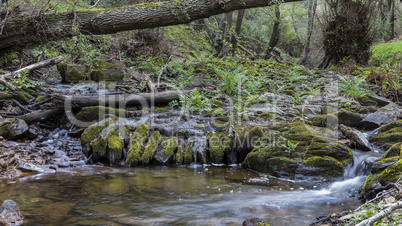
[0,159,7,169]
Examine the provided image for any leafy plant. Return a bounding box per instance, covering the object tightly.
[179,89,211,113]
[282,140,298,154]
[338,75,367,98]
[11,69,45,90]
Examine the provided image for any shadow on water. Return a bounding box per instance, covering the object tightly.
[0,164,375,225]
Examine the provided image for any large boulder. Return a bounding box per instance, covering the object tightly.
[90,60,126,82]
[362,103,401,129]
[57,62,90,82]
[337,111,362,127]
[0,118,28,140]
[370,120,402,150]
[80,117,116,157]
[340,124,372,151]
[207,131,232,164]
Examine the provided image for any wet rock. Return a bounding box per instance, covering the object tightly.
[80,117,116,157]
[234,126,264,161]
[306,114,338,130]
[16,161,45,173]
[370,120,402,149]
[377,159,402,185]
[362,103,401,129]
[304,136,353,165]
[0,159,7,169]
[207,131,232,164]
[26,124,41,139]
[382,143,402,159]
[357,95,377,106]
[184,141,194,164]
[0,118,28,140]
[243,217,267,226]
[57,62,90,82]
[339,124,372,151]
[337,111,362,128]
[154,137,178,164]
[249,103,284,115]
[298,156,344,179]
[0,200,24,225]
[76,106,126,123]
[295,105,322,117]
[371,157,398,174]
[141,130,162,164]
[363,93,392,107]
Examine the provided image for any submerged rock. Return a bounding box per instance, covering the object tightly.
[0,200,24,225]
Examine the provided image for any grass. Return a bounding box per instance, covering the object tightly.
[370,40,402,70]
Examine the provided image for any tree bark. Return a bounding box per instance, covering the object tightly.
[301,0,318,64]
[18,108,64,124]
[264,5,281,59]
[231,9,245,56]
[0,0,302,53]
[52,90,193,109]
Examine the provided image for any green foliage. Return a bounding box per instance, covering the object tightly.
[11,69,45,91]
[179,89,212,113]
[282,140,298,154]
[338,75,367,98]
[370,40,402,70]
[349,202,402,225]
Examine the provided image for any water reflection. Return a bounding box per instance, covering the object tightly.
[0,166,363,225]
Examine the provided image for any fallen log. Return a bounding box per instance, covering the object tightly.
[18,108,64,124]
[0,56,64,91]
[52,90,192,109]
[130,71,156,93]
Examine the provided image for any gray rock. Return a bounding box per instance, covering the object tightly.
[371,159,398,174]
[337,111,362,127]
[362,103,401,129]
[249,103,284,115]
[0,119,28,140]
[0,200,24,225]
[340,124,372,151]
[365,94,392,107]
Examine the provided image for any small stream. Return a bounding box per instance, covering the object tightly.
[0,147,381,225]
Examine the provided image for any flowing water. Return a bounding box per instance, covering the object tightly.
[0,154,381,226]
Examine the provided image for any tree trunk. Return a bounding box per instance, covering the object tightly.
[388,0,395,40]
[264,5,281,59]
[231,9,245,56]
[0,0,301,53]
[301,0,318,64]
[219,11,233,57]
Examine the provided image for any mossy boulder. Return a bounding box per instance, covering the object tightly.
[234,126,264,160]
[0,118,28,140]
[15,92,30,105]
[371,157,399,174]
[154,137,178,164]
[340,124,372,151]
[80,117,115,157]
[207,131,232,164]
[76,106,126,123]
[141,131,162,165]
[378,159,402,185]
[337,110,362,127]
[57,62,90,82]
[304,137,353,166]
[184,142,194,164]
[382,143,402,159]
[357,95,377,106]
[306,114,338,129]
[370,121,402,150]
[106,125,129,164]
[90,61,126,82]
[125,123,150,166]
[301,156,344,178]
[175,143,184,164]
[361,173,380,195]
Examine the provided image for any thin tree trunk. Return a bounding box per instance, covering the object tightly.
[301,0,318,64]
[220,11,233,57]
[231,9,245,56]
[264,5,281,59]
[0,0,302,53]
[388,0,395,40]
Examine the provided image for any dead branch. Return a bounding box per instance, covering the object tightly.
[356,201,402,226]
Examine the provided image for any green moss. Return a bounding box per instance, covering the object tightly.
[306,114,338,128]
[135,123,150,137]
[0,92,13,100]
[68,66,86,81]
[357,95,377,106]
[212,99,223,107]
[92,137,107,156]
[80,118,115,156]
[291,117,301,123]
[184,143,193,164]
[176,144,184,164]
[90,70,104,82]
[15,92,30,105]
[382,143,402,159]
[141,131,162,164]
[378,159,402,185]
[266,157,298,176]
[126,133,145,165]
[361,173,379,194]
[0,120,13,138]
[303,156,344,178]
[93,59,107,68]
[371,127,402,149]
[256,222,270,226]
[261,112,272,120]
[305,140,353,166]
[208,132,232,164]
[161,138,178,161]
[35,95,45,103]
[154,107,166,113]
[107,134,123,156]
[76,106,126,122]
[378,120,402,133]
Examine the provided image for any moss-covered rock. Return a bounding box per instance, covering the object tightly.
[304,138,353,166]
[337,110,362,127]
[371,157,399,174]
[370,124,402,150]
[234,126,264,160]
[57,62,90,82]
[382,143,402,159]
[107,134,123,164]
[90,61,126,82]
[357,95,377,106]
[378,159,402,185]
[141,131,162,165]
[306,114,338,129]
[0,92,13,100]
[261,112,272,120]
[362,103,401,129]
[302,156,344,178]
[15,92,30,105]
[80,118,115,157]
[176,143,184,164]
[208,132,232,164]
[0,118,28,140]
[154,137,178,164]
[184,142,193,164]
[361,173,379,194]
[125,123,149,165]
[76,106,126,122]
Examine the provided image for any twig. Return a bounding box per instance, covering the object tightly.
[157,55,173,88]
[356,201,402,226]
[12,100,32,113]
[89,0,101,8]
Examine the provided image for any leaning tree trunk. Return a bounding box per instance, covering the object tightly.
[264,5,281,59]
[0,0,301,53]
